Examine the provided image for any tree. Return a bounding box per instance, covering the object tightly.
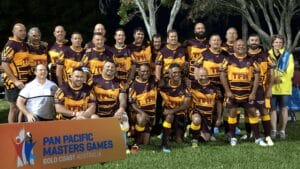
[189,0,300,52]
[116,0,183,38]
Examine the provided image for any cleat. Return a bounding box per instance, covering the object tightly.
[255,138,268,147]
[230,138,238,146]
[162,146,171,153]
[126,149,131,154]
[265,136,274,146]
[279,130,286,140]
[191,139,199,148]
[240,134,249,141]
[184,125,191,138]
[270,130,277,139]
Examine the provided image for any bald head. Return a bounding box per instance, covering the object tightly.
[94,23,106,35]
[226,27,238,43]
[13,23,26,41]
[197,67,209,84]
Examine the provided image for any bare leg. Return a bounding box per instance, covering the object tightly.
[8,102,18,123]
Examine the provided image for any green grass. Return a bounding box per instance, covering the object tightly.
[0,100,299,169]
[81,121,300,169]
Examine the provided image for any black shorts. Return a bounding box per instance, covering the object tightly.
[5,88,20,102]
[225,97,255,109]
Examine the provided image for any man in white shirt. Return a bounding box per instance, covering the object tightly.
[17,64,58,122]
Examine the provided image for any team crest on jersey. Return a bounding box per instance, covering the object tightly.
[13,129,37,168]
[246,62,251,67]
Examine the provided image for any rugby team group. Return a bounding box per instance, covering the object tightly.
[0,22,294,153]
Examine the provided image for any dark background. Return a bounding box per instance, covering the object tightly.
[0,0,246,47]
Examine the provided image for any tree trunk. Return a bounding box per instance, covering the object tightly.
[167,0,182,32]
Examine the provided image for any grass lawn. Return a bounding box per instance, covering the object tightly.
[0,100,299,169]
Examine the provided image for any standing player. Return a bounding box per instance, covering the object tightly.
[110,28,134,85]
[189,67,221,147]
[129,64,157,147]
[48,25,68,84]
[184,22,209,81]
[27,27,48,75]
[56,32,85,86]
[155,29,186,81]
[243,34,274,146]
[128,27,152,75]
[55,67,96,120]
[220,39,266,146]
[81,33,113,79]
[1,23,31,123]
[160,63,191,153]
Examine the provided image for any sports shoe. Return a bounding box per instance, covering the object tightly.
[230,138,238,146]
[279,130,286,140]
[235,127,241,135]
[270,130,277,139]
[240,134,249,141]
[265,136,274,146]
[191,139,199,148]
[184,125,191,138]
[126,149,131,154]
[131,144,139,154]
[255,138,268,147]
[162,146,171,153]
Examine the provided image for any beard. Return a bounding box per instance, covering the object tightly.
[248,44,260,50]
[195,32,206,39]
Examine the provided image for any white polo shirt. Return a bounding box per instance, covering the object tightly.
[19,79,58,119]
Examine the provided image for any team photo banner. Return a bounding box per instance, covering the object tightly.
[0,118,126,169]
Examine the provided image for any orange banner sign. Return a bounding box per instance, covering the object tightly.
[0,118,126,169]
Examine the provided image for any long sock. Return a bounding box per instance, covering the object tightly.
[162,121,172,147]
[134,124,145,145]
[228,117,237,138]
[223,119,229,134]
[190,122,201,140]
[262,114,271,137]
[249,117,259,138]
[236,111,241,128]
[244,116,251,135]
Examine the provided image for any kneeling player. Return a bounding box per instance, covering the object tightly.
[189,67,221,147]
[160,63,191,153]
[129,64,158,150]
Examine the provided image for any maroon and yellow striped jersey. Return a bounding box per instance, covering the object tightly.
[221,43,234,55]
[110,45,133,83]
[48,42,68,66]
[155,45,186,76]
[248,48,276,87]
[195,48,228,84]
[190,80,220,115]
[27,44,48,72]
[160,80,191,115]
[92,75,126,117]
[81,47,113,78]
[184,38,209,79]
[128,42,152,67]
[55,82,95,120]
[57,46,85,82]
[128,77,157,116]
[220,55,260,100]
[1,37,31,89]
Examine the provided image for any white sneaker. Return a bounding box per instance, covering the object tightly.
[157,133,163,139]
[265,136,274,146]
[184,125,191,138]
[210,136,217,142]
[240,134,249,141]
[230,138,238,146]
[279,130,286,140]
[255,138,267,147]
